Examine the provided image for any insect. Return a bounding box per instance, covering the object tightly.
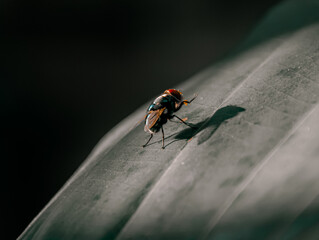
[143,89,197,149]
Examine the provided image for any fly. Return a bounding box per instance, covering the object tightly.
[143,89,196,149]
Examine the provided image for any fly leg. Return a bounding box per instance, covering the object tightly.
[143,134,153,148]
[169,117,187,123]
[182,93,198,105]
[172,115,196,129]
[161,126,165,149]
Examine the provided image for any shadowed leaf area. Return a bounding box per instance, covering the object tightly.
[148,105,246,148]
[174,105,246,144]
[19,0,319,239]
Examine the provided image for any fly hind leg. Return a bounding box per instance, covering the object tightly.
[143,134,153,148]
[161,126,165,149]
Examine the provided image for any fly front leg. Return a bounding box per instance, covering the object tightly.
[161,126,165,149]
[143,134,153,148]
[182,93,198,105]
[172,115,196,129]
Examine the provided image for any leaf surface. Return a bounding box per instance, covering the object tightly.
[19,0,319,239]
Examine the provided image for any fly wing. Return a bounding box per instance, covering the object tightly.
[144,108,165,132]
[133,114,148,129]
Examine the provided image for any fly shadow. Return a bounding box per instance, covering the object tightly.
[165,105,245,148]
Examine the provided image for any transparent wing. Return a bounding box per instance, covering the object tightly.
[144,108,165,132]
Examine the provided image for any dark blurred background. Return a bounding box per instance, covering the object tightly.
[2,0,282,238]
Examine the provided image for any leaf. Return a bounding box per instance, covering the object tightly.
[19,0,319,239]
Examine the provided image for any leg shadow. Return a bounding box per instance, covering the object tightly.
[172,105,245,146]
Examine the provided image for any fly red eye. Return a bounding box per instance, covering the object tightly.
[165,89,183,101]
